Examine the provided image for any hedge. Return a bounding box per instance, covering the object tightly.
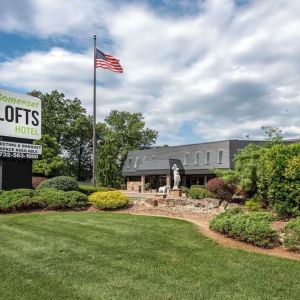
[37,176,79,191]
[89,191,128,209]
[283,217,300,251]
[78,185,115,196]
[0,189,40,212]
[186,186,212,199]
[36,189,88,209]
[209,209,278,247]
[0,188,88,212]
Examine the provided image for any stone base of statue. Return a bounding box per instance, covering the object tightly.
[155,193,167,200]
[169,189,182,198]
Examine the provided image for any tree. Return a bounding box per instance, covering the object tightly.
[216,127,284,197]
[29,90,93,180]
[96,110,158,186]
[62,115,93,181]
[96,134,120,187]
[257,143,300,216]
[262,126,283,146]
[29,90,85,145]
[104,110,158,167]
[32,135,66,177]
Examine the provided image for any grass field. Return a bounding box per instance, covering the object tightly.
[0,212,300,300]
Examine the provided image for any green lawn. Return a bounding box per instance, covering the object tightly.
[0,212,300,300]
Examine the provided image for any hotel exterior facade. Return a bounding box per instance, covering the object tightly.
[122,139,264,193]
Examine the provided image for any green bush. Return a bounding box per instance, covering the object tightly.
[181,186,189,193]
[283,217,300,251]
[89,191,128,209]
[36,189,88,209]
[210,210,277,247]
[190,185,205,189]
[79,185,115,196]
[187,186,212,199]
[257,143,300,217]
[144,183,151,191]
[120,183,127,190]
[0,189,42,212]
[0,188,88,212]
[245,194,263,211]
[37,176,79,191]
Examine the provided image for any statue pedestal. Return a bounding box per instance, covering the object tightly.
[169,189,182,198]
[155,193,166,200]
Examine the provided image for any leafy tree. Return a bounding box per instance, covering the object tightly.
[62,115,93,181]
[96,110,158,186]
[96,135,120,187]
[262,126,283,146]
[216,127,284,197]
[32,135,66,177]
[29,90,85,145]
[105,110,158,167]
[29,90,93,180]
[257,143,300,216]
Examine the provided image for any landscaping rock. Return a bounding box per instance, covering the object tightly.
[204,198,222,208]
[133,196,230,215]
[232,195,246,203]
[218,201,228,212]
[226,203,241,210]
[278,232,285,245]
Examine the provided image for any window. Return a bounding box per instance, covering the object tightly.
[134,157,139,168]
[218,150,223,164]
[194,151,201,165]
[183,152,190,165]
[205,151,210,164]
[127,157,132,168]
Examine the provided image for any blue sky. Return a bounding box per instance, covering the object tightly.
[0,0,299,145]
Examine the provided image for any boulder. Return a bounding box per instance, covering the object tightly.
[204,198,222,208]
[144,198,158,207]
[219,201,228,212]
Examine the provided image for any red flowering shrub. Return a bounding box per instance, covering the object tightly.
[32,176,47,189]
[206,177,236,201]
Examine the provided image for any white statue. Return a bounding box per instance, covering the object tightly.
[158,185,170,194]
[172,164,181,189]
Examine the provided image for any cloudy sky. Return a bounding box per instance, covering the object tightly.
[0,0,299,145]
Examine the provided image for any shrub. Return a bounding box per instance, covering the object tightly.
[89,191,128,209]
[79,185,115,196]
[283,217,300,251]
[37,176,79,191]
[36,189,88,209]
[257,143,300,217]
[209,210,277,247]
[181,186,189,194]
[190,185,205,189]
[245,194,263,211]
[0,189,41,212]
[0,188,88,212]
[186,186,212,199]
[120,183,127,190]
[144,183,151,191]
[206,177,236,201]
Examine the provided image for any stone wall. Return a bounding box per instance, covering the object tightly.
[127,179,141,192]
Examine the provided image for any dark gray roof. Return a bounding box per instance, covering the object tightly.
[122,139,279,176]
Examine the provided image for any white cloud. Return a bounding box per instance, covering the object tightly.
[1,0,300,145]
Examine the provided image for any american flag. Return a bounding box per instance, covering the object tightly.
[95,48,123,73]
